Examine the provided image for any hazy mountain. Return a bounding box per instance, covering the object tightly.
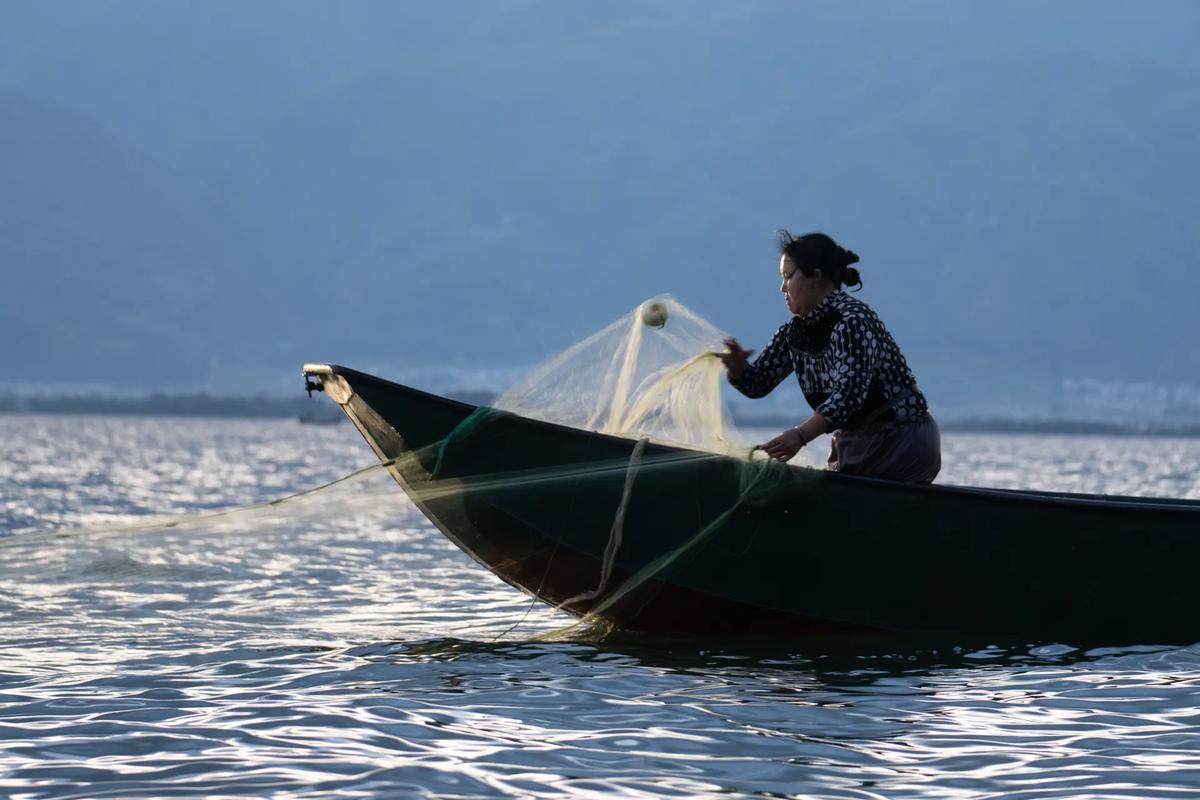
[1,2,1198,419]
[0,91,279,385]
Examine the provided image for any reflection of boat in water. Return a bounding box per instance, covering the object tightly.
[303,362,1200,644]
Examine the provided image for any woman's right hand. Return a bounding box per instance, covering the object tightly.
[720,337,754,379]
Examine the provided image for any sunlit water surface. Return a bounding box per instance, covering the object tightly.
[3,415,1200,798]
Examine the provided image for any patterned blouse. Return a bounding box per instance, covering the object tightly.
[729,291,929,429]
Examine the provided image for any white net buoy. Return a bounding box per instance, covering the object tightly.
[640,300,669,328]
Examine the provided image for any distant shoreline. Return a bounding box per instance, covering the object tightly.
[2,394,1198,437]
[0,390,496,422]
[734,415,1200,438]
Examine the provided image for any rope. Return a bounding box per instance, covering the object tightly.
[555,436,648,611]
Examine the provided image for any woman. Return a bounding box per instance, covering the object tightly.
[721,231,940,483]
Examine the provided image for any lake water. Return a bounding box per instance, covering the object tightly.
[3,414,1200,798]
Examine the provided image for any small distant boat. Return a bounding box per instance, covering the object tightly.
[297,411,343,425]
[303,363,1200,644]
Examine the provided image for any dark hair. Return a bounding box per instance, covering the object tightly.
[777,230,862,290]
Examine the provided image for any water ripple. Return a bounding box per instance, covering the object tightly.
[4,418,1200,797]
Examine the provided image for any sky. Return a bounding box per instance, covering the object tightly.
[2,1,1199,421]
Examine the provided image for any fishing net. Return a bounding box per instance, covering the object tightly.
[384,295,805,640]
[11,296,802,644]
[493,295,749,455]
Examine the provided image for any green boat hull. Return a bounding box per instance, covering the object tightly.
[304,363,1200,644]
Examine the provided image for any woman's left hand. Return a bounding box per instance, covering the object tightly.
[760,427,806,462]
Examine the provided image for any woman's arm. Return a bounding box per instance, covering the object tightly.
[760,412,832,461]
[722,324,794,399]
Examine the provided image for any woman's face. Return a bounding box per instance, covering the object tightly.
[779,254,827,316]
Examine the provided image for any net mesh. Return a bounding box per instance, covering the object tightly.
[12,297,794,643]
[432,295,788,639]
[536,454,796,642]
[494,295,749,455]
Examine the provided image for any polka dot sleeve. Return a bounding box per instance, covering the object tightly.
[728,323,794,399]
[815,314,879,427]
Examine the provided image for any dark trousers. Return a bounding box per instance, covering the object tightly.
[828,416,941,484]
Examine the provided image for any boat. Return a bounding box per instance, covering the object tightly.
[303,363,1200,644]
[297,411,343,425]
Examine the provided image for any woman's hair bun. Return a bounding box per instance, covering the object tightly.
[843,248,860,267]
[842,265,863,290]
